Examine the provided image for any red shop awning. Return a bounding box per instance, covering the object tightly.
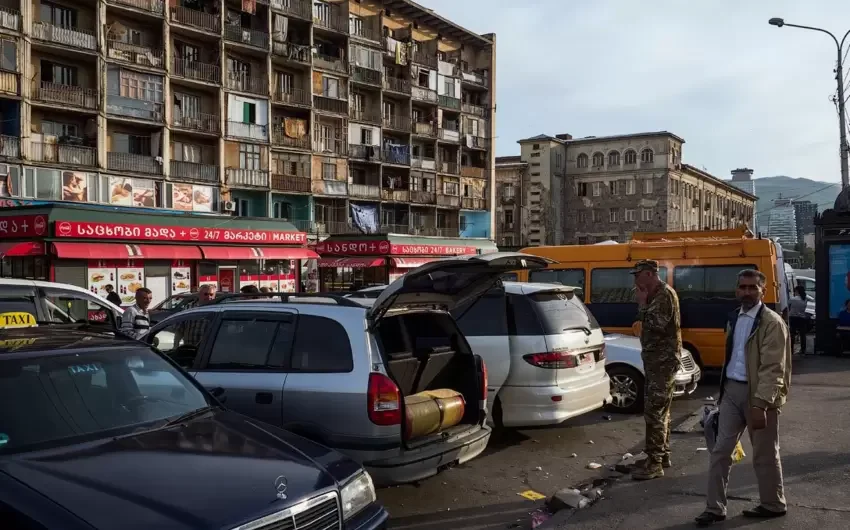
[200,246,264,260]
[255,247,319,260]
[52,242,143,259]
[318,257,386,268]
[0,241,45,258]
[137,245,202,260]
[391,257,442,268]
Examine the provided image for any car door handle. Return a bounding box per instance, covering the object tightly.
[255,392,274,405]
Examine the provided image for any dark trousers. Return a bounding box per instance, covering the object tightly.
[790,316,808,354]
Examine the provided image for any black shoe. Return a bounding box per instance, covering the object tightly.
[694,511,726,526]
[662,454,672,468]
[742,505,787,518]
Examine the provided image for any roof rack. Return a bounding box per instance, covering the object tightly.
[209,292,364,308]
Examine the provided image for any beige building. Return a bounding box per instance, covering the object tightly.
[0,0,495,237]
[494,155,526,247]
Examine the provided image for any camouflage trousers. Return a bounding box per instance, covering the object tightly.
[643,361,678,466]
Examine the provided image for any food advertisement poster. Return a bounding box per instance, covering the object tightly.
[109,177,156,208]
[116,267,145,306]
[171,267,191,295]
[87,267,115,299]
[259,276,278,292]
[239,275,260,290]
[172,184,213,213]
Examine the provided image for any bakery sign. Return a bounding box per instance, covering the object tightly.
[54,221,307,244]
[316,240,478,256]
[0,215,48,238]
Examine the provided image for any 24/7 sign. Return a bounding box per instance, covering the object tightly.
[54,221,307,245]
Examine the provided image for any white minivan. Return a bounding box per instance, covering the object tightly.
[453,282,611,428]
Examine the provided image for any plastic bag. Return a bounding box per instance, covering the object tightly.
[732,441,746,463]
[702,405,746,464]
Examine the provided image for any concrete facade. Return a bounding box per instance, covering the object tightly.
[493,155,526,247]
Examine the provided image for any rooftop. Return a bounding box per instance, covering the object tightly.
[383,0,494,47]
[681,164,759,202]
[561,131,686,145]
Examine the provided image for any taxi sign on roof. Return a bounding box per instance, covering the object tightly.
[0,312,37,329]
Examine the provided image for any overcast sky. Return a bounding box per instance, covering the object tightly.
[420,0,850,183]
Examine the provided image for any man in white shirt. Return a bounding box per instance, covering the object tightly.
[120,288,152,339]
[695,269,791,526]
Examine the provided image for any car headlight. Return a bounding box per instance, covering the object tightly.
[340,471,376,520]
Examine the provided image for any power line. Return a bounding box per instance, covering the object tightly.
[754,181,840,218]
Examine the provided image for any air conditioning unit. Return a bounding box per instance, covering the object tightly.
[222,201,236,212]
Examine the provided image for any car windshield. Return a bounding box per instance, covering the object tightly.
[152,294,192,311]
[0,347,210,454]
[528,291,601,335]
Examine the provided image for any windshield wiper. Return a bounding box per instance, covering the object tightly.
[564,326,592,335]
[162,405,217,427]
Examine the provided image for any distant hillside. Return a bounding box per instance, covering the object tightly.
[752,175,840,221]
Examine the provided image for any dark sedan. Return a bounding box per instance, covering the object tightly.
[149,292,227,325]
[0,327,388,530]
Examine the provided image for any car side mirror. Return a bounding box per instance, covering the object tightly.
[151,336,160,348]
[209,386,227,404]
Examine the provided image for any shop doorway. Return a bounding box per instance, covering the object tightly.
[219,267,236,293]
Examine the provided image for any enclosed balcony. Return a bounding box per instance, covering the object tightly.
[107,39,164,69]
[174,112,221,135]
[462,197,486,210]
[272,42,311,66]
[439,160,459,175]
[314,95,348,116]
[272,86,311,107]
[172,58,220,84]
[226,167,269,188]
[313,52,347,75]
[312,3,347,34]
[31,143,96,167]
[412,85,437,104]
[436,194,460,208]
[170,160,218,183]
[0,70,18,96]
[32,22,97,51]
[412,155,436,171]
[313,137,347,156]
[170,6,220,33]
[438,94,461,111]
[412,120,436,138]
[461,68,489,88]
[32,82,98,110]
[438,123,460,143]
[461,165,486,179]
[462,101,488,118]
[272,173,311,193]
[0,6,19,31]
[226,71,268,95]
[410,189,436,205]
[227,121,268,142]
[224,24,269,50]
[383,114,410,133]
[349,144,380,162]
[466,136,490,150]
[270,0,311,20]
[350,64,380,87]
[383,76,410,95]
[0,135,19,158]
[349,183,380,199]
[107,152,162,175]
[107,0,165,16]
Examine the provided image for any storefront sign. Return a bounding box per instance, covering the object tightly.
[0,215,48,238]
[316,240,477,256]
[55,221,307,245]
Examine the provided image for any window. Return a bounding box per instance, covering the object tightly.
[590,267,667,304]
[624,150,637,165]
[643,179,653,194]
[119,70,163,102]
[172,141,201,162]
[349,14,363,36]
[641,148,654,163]
[609,181,618,195]
[0,39,16,71]
[578,210,587,224]
[41,60,77,86]
[444,180,460,195]
[453,290,508,337]
[592,152,604,167]
[532,143,540,150]
[322,162,336,180]
[112,133,151,155]
[42,120,78,138]
[443,78,455,97]
[530,152,541,158]
[592,209,601,223]
[318,124,332,151]
[528,269,586,299]
[207,319,283,369]
[576,153,588,168]
[322,76,339,98]
[149,315,212,368]
[360,128,372,145]
[641,207,653,221]
[313,1,331,24]
[289,315,353,372]
[608,151,620,166]
[179,43,199,62]
[625,180,636,195]
[174,92,200,119]
[351,92,364,113]
[673,265,755,301]
[592,182,601,197]
[609,208,619,222]
[239,143,260,170]
[505,209,514,225]
[276,71,293,94]
[578,182,588,196]
[625,208,637,222]
[41,2,77,27]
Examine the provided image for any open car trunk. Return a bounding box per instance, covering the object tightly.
[378,310,482,449]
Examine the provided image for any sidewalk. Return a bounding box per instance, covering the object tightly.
[555,356,850,529]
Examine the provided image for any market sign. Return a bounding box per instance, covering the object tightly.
[54,221,307,245]
[317,240,478,256]
[0,215,48,238]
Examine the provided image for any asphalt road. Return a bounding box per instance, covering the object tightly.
[379,373,719,530]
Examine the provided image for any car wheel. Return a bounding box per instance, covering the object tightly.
[606,365,645,414]
[492,395,506,429]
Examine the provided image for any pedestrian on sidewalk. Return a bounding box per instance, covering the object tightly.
[695,269,791,526]
[789,285,809,355]
[631,259,682,481]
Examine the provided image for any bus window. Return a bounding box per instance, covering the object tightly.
[529,269,585,299]
[673,265,755,301]
[590,267,667,304]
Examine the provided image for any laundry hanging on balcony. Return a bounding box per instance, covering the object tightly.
[350,203,378,235]
[242,0,255,15]
[284,118,306,139]
[273,14,288,42]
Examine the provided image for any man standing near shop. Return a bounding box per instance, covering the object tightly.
[174,284,216,349]
[120,287,152,339]
[104,284,121,307]
[695,270,791,526]
[631,259,682,481]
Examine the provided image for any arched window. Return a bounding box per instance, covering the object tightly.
[592,152,604,167]
[624,150,637,165]
[576,153,588,168]
[641,149,654,163]
[608,151,620,166]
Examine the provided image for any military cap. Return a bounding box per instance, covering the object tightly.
[630,259,659,274]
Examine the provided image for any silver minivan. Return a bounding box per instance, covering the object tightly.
[145,253,552,485]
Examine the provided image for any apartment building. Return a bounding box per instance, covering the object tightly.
[494,155,526,248]
[0,0,495,238]
[728,168,758,234]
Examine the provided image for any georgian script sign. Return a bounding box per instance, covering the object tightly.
[0,215,48,238]
[316,240,477,256]
[54,221,307,244]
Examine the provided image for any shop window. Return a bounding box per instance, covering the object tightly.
[287,315,353,372]
[207,319,284,369]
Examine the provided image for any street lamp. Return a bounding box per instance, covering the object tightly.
[769,17,850,193]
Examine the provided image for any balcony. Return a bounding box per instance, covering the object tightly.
[170,160,219,183]
[272,173,311,192]
[383,76,410,95]
[411,86,437,104]
[438,127,460,143]
[438,95,461,110]
[462,197,486,210]
[412,50,436,68]
[107,0,165,15]
[107,152,162,175]
[107,96,163,121]
[349,183,380,199]
[412,156,436,171]
[410,190,435,205]
[349,144,380,161]
[272,42,311,65]
[173,58,220,84]
[383,114,410,132]
[439,161,459,175]
[313,138,347,156]
[349,108,380,125]
[466,136,490,150]
[170,6,220,33]
[271,0,311,20]
[107,40,164,69]
[312,180,347,196]
[313,53,347,74]
[382,188,409,202]
[33,82,98,109]
[31,143,96,167]
[436,226,460,237]
[461,165,486,179]
[314,95,347,115]
[0,136,19,158]
[226,167,270,188]
[0,71,20,96]
[383,147,410,166]
[272,126,310,149]
[412,121,436,137]
[174,112,221,135]
[32,22,96,50]
[437,194,460,208]
[350,65,381,86]
[313,13,347,34]
[224,25,269,49]
[0,7,19,31]
[461,69,489,87]
[226,72,268,95]
[273,87,310,106]
[382,223,410,234]
[227,121,268,141]
[462,102,488,117]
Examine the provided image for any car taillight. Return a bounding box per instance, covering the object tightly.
[523,351,579,369]
[480,359,488,401]
[367,373,401,426]
[595,344,606,361]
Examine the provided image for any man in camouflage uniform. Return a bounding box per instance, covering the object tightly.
[631,259,682,480]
